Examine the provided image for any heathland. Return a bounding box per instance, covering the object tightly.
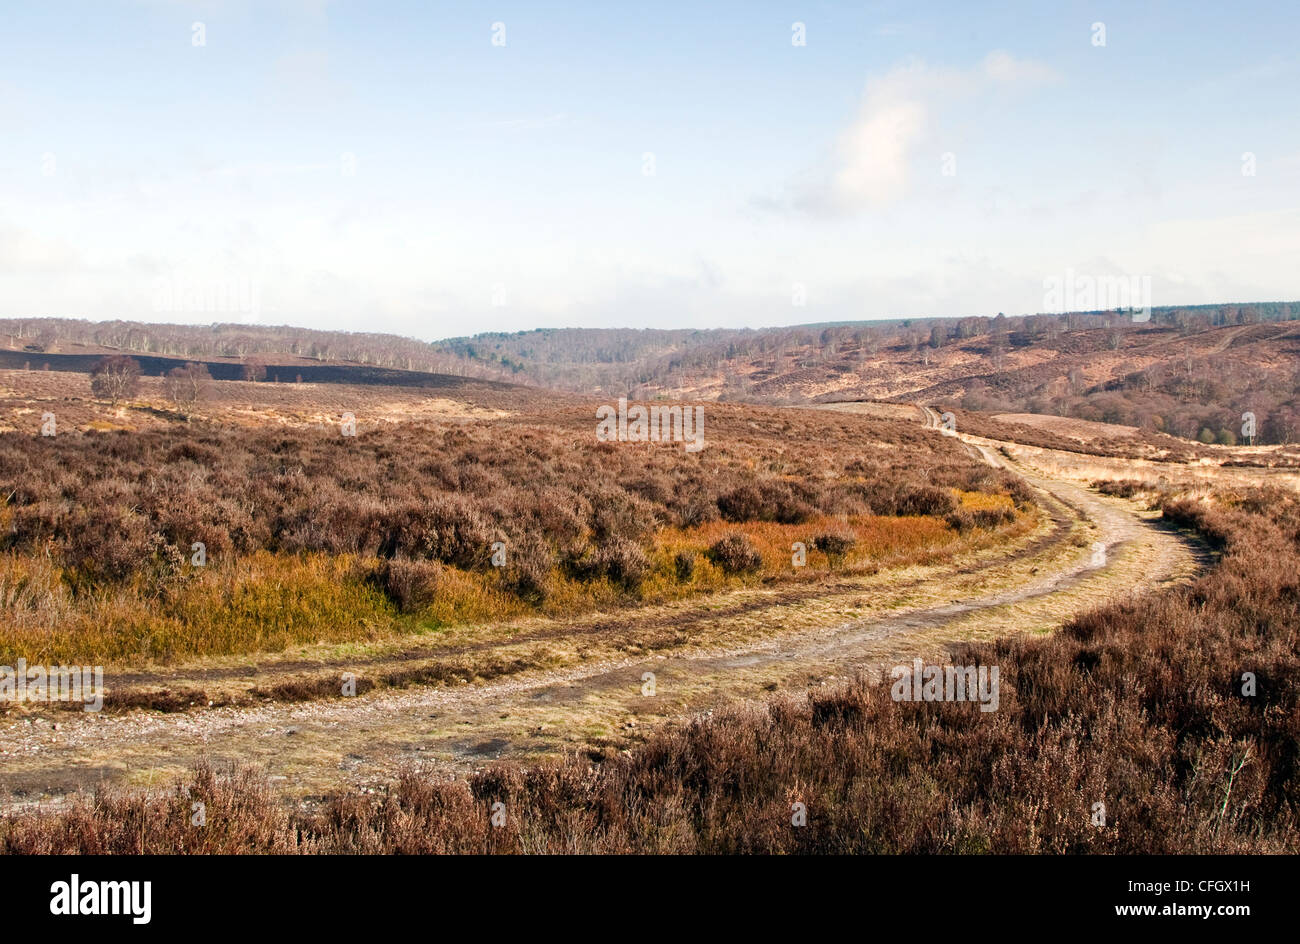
[0,321,1296,854]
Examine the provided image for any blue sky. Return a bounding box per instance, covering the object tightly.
[1,0,1296,340]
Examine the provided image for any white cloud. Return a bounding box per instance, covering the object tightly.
[793,52,1059,214]
[0,223,83,275]
[981,51,1059,84]
[831,95,927,207]
[211,160,337,178]
[481,113,571,132]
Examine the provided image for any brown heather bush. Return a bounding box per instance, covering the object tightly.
[972,506,1016,528]
[673,549,696,582]
[717,484,764,522]
[3,480,1295,854]
[500,532,554,604]
[812,529,856,564]
[1095,478,1147,499]
[0,399,1029,661]
[590,537,651,590]
[946,506,1016,532]
[0,763,294,855]
[0,403,1008,594]
[0,509,1003,665]
[708,532,763,574]
[891,484,958,518]
[944,509,975,533]
[370,557,442,614]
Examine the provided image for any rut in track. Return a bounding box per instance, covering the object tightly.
[0,409,1205,809]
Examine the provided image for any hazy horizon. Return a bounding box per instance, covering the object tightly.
[12,298,1300,349]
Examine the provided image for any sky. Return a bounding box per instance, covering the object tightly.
[0,0,1297,341]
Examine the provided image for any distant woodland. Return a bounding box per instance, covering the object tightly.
[7,300,1300,443]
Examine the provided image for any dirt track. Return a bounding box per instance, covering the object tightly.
[0,406,1205,809]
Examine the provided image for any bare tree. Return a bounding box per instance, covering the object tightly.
[28,327,57,353]
[990,335,1007,372]
[165,362,211,418]
[89,355,141,407]
[241,356,268,382]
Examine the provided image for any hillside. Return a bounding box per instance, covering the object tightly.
[0,319,511,384]
[9,303,1300,446]
[444,304,1300,445]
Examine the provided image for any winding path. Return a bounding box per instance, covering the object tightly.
[0,405,1205,809]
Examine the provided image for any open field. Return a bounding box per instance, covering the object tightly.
[0,365,1206,811]
[0,355,1294,856]
[0,369,1031,667]
[0,437,1203,809]
[8,392,1296,854]
[991,413,1139,441]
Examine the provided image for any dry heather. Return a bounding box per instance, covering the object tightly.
[3,480,1296,853]
[938,406,1203,462]
[0,390,1030,663]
